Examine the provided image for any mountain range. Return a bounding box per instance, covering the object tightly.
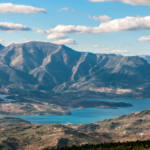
[0,41,150,114]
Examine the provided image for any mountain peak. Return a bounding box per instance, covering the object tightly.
[8,41,59,48]
[5,41,78,55]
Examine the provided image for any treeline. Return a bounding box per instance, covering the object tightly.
[44,141,150,150]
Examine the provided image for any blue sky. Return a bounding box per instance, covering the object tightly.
[0,0,150,55]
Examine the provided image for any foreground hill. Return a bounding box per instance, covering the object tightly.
[0,41,150,114]
[1,110,150,149]
[53,141,150,150]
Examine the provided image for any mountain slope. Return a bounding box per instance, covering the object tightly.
[0,44,4,51]
[141,56,150,64]
[0,41,150,93]
[0,41,150,114]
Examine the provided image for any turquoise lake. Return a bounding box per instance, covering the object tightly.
[17,98,150,124]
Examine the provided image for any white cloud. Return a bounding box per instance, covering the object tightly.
[0,40,3,44]
[60,7,69,11]
[59,7,75,13]
[53,39,76,45]
[92,44,100,48]
[94,16,150,33]
[38,16,150,40]
[89,15,111,22]
[0,3,46,14]
[138,35,150,42]
[36,29,44,34]
[47,32,68,40]
[44,25,93,34]
[0,22,31,32]
[89,0,150,6]
[91,44,128,54]
[101,48,128,54]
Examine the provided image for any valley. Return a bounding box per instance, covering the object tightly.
[0,93,132,116]
[16,98,150,124]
